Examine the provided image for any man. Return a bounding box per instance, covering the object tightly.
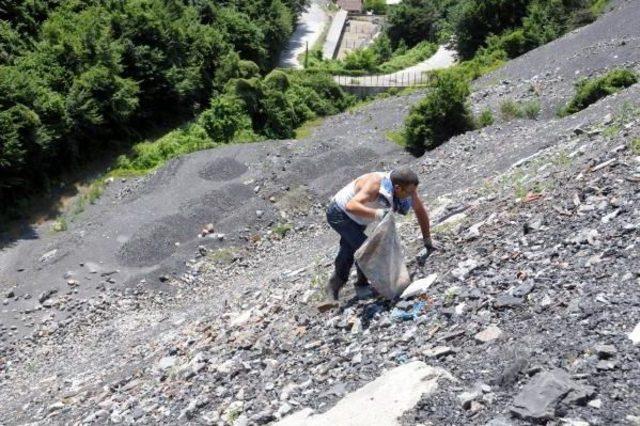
[325,167,437,301]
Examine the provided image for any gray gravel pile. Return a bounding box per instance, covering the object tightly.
[1,2,640,424]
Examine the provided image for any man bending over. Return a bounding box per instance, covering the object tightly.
[325,167,437,301]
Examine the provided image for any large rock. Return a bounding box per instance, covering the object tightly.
[274,362,452,426]
[510,370,574,421]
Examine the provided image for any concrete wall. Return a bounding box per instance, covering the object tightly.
[322,10,348,60]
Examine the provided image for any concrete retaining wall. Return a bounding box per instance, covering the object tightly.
[322,10,348,59]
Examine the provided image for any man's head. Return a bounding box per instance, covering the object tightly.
[390,167,419,198]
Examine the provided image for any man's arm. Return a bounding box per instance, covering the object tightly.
[411,191,433,243]
[345,176,383,220]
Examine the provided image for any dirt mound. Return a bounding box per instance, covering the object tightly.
[198,158,248,181]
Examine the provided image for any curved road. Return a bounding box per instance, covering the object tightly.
[278,0,330,69]
[334,45,457,87]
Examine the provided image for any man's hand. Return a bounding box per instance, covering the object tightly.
[375,209,389,221]
[416,238,440,266]
[423,237,440,257]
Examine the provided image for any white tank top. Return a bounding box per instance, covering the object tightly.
[333,172,394,225]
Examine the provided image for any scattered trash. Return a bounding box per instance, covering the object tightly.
[391,301,426,321]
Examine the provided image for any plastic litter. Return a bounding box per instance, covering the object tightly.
[355,213,411,300]
[391,301,426,321]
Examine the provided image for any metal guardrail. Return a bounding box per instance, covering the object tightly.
[333,71,430,88]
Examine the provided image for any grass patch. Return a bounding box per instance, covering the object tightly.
[602,124,620,139]
[207,248,236,265]
[51,217,67,233]
[630,138,640,154]
[522,100,541,119]
[589,0,610,16]
[386,130,405,146]
[561,69,638,116]
[272,223,293,238]
[294,117,324,140]
[500,99,540,121]
[378,42,439,74]
[602,101,640,139]
[500,100,522,120]
[476,108,495,127]
[304,41,438,77]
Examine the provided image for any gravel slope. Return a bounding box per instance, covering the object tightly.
[1,1,639,425]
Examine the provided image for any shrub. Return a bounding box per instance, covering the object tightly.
[387,0,439,48]
[343,49,378,73]
[500,100,524,120]
[454,0,531,59]
[476,108,495,127]
[562,69,638,115]
[522,99,541,119]
[403,69,473,153]
[199,95,251,143]
[485,29,530,59]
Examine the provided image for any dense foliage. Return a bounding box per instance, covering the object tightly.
[403,69,473,154]
[384,0,604,59]
[562,69,638,115]
[114,69,354,175]
[0,0,306,208]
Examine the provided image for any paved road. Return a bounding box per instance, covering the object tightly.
[334,45,457,87]
[278,0,330,69]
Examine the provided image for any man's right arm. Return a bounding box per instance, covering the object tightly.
[345,177,382,220]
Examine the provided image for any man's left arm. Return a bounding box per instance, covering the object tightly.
[411,191,437,251]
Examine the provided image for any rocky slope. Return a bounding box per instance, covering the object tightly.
[1,1,639,425]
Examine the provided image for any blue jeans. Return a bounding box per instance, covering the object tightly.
[326,201,367,283]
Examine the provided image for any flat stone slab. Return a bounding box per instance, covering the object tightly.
[401,273,438,299]
[474,325,503,343]
[275,361,452,426]
[510,369,574,421]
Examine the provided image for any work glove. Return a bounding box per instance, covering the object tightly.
[375,208,389,221]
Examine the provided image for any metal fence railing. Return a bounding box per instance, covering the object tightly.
[333,71,430,88]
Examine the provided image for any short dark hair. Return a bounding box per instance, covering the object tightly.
[390,167,419,187]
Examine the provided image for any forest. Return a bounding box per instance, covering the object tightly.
[0,0,321,212]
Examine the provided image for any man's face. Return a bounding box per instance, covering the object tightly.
[394,184,417,199]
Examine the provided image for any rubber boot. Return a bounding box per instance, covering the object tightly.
[354,269,375,299]
[326,272,346,301]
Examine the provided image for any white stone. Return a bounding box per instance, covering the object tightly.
[400,274,438,299]
[629,322,640,345]
[474,325,503,343]
[230,310,252,327]
[157,356,177,371]
[274,362,452,426]
[588,399,602,409]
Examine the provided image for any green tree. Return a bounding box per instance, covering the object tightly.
[404,69,473,153]
[454,0,532,59]
[198,94,250,143]
[387,0,439,48]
